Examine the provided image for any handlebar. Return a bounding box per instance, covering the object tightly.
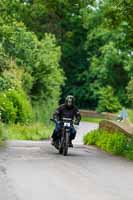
[50,118,79,125]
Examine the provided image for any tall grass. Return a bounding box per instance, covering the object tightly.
[33,101,57,124]
[6,123,53,140]
[5,101,56,141]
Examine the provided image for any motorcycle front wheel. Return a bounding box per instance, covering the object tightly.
[63,131,69,156]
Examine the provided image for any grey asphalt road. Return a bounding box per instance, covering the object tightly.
[0,122,133,200]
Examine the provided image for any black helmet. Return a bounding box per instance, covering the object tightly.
[65,95,75,107]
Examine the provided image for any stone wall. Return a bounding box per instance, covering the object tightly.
[99,120,133,136]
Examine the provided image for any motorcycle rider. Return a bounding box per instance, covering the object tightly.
[51,95,81,147]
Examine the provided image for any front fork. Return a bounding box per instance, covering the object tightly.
[63,128,70,145]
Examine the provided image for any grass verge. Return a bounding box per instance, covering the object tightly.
[81,116,102,123]
[128,109,133,123]
[4,123,53,140]
[84,129,133,160]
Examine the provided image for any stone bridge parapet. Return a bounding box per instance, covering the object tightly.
[99,120,133,136]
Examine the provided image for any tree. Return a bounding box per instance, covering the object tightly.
[97,86,121,113]
[127,78,133,107]
[81,0,132,108]
[0,0,132,111]
[0,22,64,103]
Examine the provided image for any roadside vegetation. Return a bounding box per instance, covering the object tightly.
[84,129,133,160]
[0,0,132,141]
[4,123,53,141]
[0,1,64,141]
[128,109,133,123]
[0,123,5,144]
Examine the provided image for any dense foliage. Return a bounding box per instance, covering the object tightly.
[11,0,132,110]
[96,86,121,112]
[127,78,133,107]
[1,0,133,108]
[84,129,133,160]
[0,1,64,127]
[0,0,133,141]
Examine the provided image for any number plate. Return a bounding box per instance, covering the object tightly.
[64,122,71,127]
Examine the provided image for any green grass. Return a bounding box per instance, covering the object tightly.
[0,102,56,141]
[1,102,56,141]
[82,109,133,124]
[128,109,133,123]
[81,116,102,123]
[4,122,53,140]
[84,129,133,160]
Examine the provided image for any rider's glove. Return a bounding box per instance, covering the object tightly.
[55,119,60,124]
[74,120,79,125]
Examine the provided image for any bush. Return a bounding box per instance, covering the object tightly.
[84,129,133,160]
[6,89,33,123]
[0,76,11,91]
[84,129,100,145]
[22,71,34,94]
[106,133,127,155]
[124,139,133,160]
[0,89,33,124]
[0,23,64,127]
[97,86,121,112]
[0,92,16,123]
[127,78,133,107]
[96,132,109,150]
[0,23,64,103]
[0,58,25,92]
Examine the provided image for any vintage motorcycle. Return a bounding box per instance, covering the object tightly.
[51,118,77,156]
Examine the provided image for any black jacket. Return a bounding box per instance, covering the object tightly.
[53,104,81,123]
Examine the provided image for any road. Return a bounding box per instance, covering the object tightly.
[0,122,133,200]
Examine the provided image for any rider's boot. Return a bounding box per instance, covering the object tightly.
[51,138,55,145]
[69,140,73,148]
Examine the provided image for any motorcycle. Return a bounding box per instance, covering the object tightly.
[51,118,75,156]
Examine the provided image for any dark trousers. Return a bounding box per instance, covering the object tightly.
[52,122,76,141]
